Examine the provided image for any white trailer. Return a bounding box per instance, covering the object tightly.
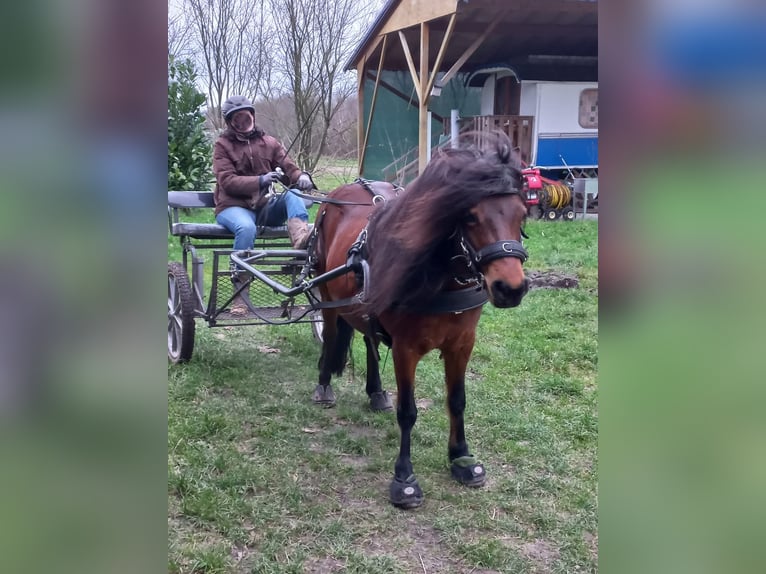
[519,81,598,172]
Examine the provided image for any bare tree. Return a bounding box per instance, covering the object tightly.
[184,0,274,131]
[323,96,357,157]
[268,0,375,171]
[168,10,193,60]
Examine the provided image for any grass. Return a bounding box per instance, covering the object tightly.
[168,177,597,572]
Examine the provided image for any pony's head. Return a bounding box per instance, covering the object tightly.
[364,131,530,313]
[457,137,529,307]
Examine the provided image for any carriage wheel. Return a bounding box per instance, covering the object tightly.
[544,208,559,221]
[168,262,196,363]
[562,207,575,221]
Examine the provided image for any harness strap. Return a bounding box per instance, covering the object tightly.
[311,294,365,309]
[398,285,489,314]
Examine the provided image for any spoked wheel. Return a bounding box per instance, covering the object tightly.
[562,207,575,221]
[168,262,195,363]
[544,208,559,221]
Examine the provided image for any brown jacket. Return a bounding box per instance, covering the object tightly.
[213,128,303,215]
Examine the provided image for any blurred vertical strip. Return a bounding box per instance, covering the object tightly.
[601,1,766,574]
[0,1,167,573]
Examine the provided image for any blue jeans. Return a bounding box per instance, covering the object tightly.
[215,190,309,250]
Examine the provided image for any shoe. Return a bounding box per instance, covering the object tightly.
[287,217,311,249]
[229,283,250,316]
[230,297,249,316]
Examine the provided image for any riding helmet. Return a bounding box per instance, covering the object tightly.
[221,95,255,121]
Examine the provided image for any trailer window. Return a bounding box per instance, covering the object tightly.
[579,89,598,128]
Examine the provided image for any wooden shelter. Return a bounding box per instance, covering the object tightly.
[346,0,598,179]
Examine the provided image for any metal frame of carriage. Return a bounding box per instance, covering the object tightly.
[167,190,331,363]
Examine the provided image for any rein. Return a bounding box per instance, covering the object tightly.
[288,178,402,207]
[288,188,379,207]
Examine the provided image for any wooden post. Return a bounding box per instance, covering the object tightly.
[359,36,388,177]
[356,59,365,176]
[418,21,430,175]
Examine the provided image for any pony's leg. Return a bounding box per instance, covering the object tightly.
[444,348,487,487]
[388,344,424,509]
[313,310,339,406]
[363,335,393,411]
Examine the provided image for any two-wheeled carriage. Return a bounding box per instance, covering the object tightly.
[167,190,324,363]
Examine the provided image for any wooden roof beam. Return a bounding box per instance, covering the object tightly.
[439,11,506,87]
[425,13,456,97]
[398,30,422,102]
[359,35,388,174]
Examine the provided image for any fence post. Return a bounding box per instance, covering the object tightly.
[427,111,432,162]
[451,109,459,148]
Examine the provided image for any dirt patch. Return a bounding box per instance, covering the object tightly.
[527,270,579,290]
[230,544,250,567]
[498,535,560,572]
[303,556,346,573]
[362,521,469,574]
[339,454,369,469]
[386,392,435,411]
[520,539,560,570]
[416,398,434,410]
[327,412,381,440]
[583,530,598,562]
[346,424,379,441]
[313,474,390,517]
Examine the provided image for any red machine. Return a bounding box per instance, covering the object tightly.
[522,165,575,221]
[521,166,542,216]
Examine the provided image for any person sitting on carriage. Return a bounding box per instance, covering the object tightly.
[213,94,315,250]
[213,94,316,314]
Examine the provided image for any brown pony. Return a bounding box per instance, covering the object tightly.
[312,132,529,508]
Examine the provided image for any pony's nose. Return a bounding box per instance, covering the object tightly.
[490,277,529,308]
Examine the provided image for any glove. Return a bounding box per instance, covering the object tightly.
[297,173,314,191]
[259,171,280,189]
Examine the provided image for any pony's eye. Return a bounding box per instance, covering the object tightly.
[463,212,479,226]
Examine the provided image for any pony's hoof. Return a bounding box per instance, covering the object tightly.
[312,384,336,407]
[450,456,487,487]
[369,390,394,411]
[389,475,424,509]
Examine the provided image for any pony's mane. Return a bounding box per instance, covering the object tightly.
[364,132,522,315]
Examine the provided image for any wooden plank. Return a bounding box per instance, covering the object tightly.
[425,13,456,97]
[418,21,429,174]
[359,35,388,176]
[357,60,365,175]
[359,34,383,69]
[398,31,421,102]
[363,71,446,123]
[380,0,457,35]
[439,12,505,86]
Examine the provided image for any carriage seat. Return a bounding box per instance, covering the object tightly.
[168,191,312,240]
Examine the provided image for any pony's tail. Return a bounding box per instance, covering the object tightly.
[326,317,354,376]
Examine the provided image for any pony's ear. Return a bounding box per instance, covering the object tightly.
[511,146,522,164]
[498,141,510,163]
